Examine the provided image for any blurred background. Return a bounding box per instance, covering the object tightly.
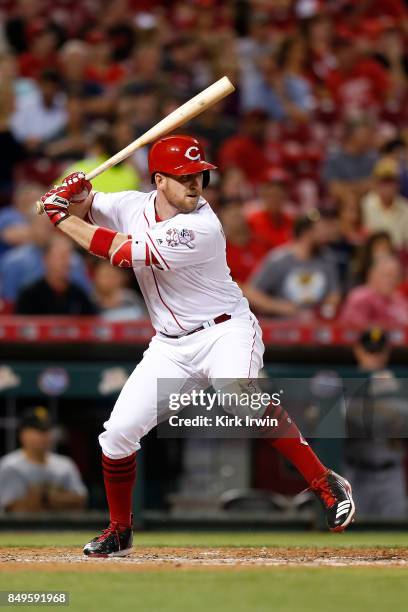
[1,0,408,530]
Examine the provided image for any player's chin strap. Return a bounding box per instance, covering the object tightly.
[89,227,133,268]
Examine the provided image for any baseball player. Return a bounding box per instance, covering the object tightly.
[40,135,355,557]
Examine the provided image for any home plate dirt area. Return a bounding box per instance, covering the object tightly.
[1,546,408,570]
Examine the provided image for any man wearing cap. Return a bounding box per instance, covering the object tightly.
[344,328,408,518]
[39,134,355,557]
[361,157,408,249]
[0,407,87,513]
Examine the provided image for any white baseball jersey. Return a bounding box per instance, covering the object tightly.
[88,190,251,335]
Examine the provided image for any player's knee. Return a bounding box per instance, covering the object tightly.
[98,428,139,458]
[98,419,150,457]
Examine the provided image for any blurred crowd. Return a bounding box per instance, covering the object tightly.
[1,0,408,325]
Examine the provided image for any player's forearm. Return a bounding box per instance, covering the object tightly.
[57,216,127,258]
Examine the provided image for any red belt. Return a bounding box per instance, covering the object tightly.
[161,313,231,339]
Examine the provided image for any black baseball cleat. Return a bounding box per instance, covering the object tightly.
[311,470,356,532]
[83,522,133,558]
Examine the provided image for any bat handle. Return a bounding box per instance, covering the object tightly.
[36,200,44,215]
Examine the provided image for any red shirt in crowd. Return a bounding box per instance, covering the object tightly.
[225,238,269,284]
[246,210,294,251]
[326,58,391,115]
[84,64,127,86]
[18,53,58,78]
[217,136,272,185]
[341,286,408,326]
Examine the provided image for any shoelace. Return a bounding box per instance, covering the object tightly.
[96,524,121,542]
[311,477,336,508]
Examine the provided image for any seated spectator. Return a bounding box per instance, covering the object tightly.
[218,199,269,284]
[0,54,27,204]
[15,236,97,315]
[217,109,273,186]
[10,69,68,148]
[244,214,340,318]
[17,25,60,79]
[60,128,139,193]
[43,96,88,161]
[240,37,315,121]
[219,167,252,202]
[0,216,92,306]
[246,167,294,251]
[380,138,408,199]
[351,231,395,287]
[93,260,146,321]
[0,183,43,256]
[0,407,87,513]
[341,255,408,326]
[361,157,408,250]
[325,34,391,119]
[321,200,365,294]
[322,119,377,203]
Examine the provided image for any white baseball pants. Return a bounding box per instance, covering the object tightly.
[99,314,264,459]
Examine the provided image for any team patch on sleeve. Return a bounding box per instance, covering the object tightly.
[166,228,195,249]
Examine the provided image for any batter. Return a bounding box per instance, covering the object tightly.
[41,135,355,557]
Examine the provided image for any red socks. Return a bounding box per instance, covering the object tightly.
[102,452,136,527]
[263,403,327,485]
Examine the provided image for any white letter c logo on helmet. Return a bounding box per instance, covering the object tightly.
[185,146,201,161]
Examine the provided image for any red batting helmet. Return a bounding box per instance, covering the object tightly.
[148,134,217,188]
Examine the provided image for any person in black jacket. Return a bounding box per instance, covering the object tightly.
[15,235,97,315]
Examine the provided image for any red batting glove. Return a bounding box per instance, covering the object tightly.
[41,186,71,226]
[62,171,92,203]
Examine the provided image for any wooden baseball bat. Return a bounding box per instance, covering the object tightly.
[36,76,235,214]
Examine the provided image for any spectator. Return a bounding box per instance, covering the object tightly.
[93,260,146,321]
[325,34,391,119]
[218,199,268,284]
[15,236,97,315]
[240,37,315,121]
[0,406,87,513]
[246,167,294,251]
[219,167,251,202]
[10,69,67,148]
[0,217,92,306]
[351,231,395,287]
[380,137,408,199]
[217,109,273,186]
[60,128,140,193]
[244,213,340,318]
[322,119,377,203]
[17,25,60,79]
[320,201,365,294]
[84,30,127,88]
[344,328,407,518]
[58,39,107,112]
[0,183,42,256]
[43,96,88,162]
[0,54,27,204]
[341,255,408,326]
[361,157,408,250]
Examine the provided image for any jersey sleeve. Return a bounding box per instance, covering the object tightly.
[88,191,135,233]
[131,219,219,271]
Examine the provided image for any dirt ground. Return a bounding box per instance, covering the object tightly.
[1,546,408,570]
